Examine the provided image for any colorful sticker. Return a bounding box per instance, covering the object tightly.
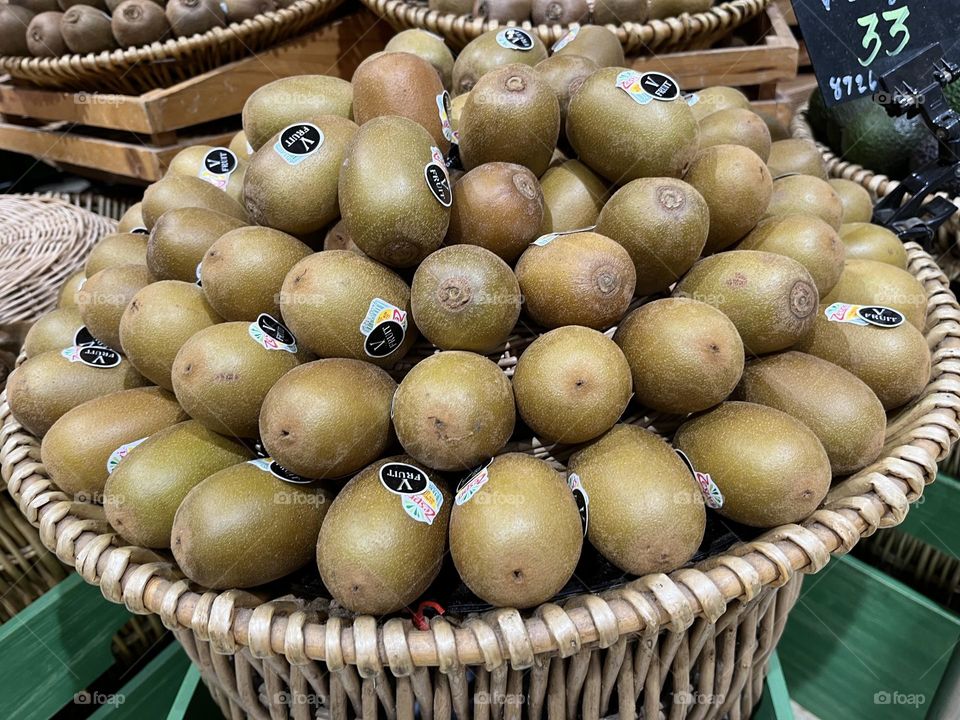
[824,302,905,329]
[106,437,147,474]
[436,91,458,144]
[455,465,490,505]
[379,462,443,524]
[401,482,444,525]
[424,145,453,207]
[551,24,580,52]
[615,70,681,105]
[197,147,238,190]
[130,226,149,235]
[532,224,596,246]
[61,344,121,368]
[360,298,408,358]
[684,92,700,106]
[496,27,535,51]
[273,123,324,166]
[567,473,589,536]
[248,313,298,353]
[675,449,724,510]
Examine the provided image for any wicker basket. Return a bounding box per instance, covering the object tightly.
[361,0,769,51]
[790,106,960,281]
[0,0,345,95]
[0,241,957,718]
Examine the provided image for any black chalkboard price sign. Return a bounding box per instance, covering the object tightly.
[791,0,960,107]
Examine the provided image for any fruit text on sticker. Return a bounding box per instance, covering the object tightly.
[551,24,580,52]
[615,70,681,105]
[568,473,589,536]
[675,449,723,509]
[273,123,325,166]
[425,146,453,207]
[106,437,147,474]
[378,462,441,524]
[249,313,298,353]
[197,147,238,190]
[360,298,408,358]
[248,457,312,483]
[436,92,459,144]
[496,27,535,51]
[824,302,905,329]
[455,467,489,505]
[401,480,444,525]
[61,344,121,368]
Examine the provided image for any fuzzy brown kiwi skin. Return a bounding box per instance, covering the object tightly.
[532,0,588,24]
[60,5,117,54]
[10,0,59,13]
[105,0,162,11]
[0,5,35,56]
[165,0,225,37]
[472,0,530,22]
[222,0,276,23]
[26,11,66,57]
[59,0,109,11]
[111,0,170,47]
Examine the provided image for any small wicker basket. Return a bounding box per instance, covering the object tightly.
[1,241,957,718]
[360,0,769,51]
[0,0,345,95]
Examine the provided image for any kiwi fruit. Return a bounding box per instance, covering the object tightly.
[674,401,831,527]
[735,351,886,475]
[222,0,275,23]
[171,460,332,588]
[449,453,582,608]
[514,326,631,444]
[322,219,362,254]
[739,214,846,295]
[8,349,148,437]
[595,0,650,23]
[58,270,86,308]
[767,138,827,179]
[352,51,450,152]
[317,456,449,614]
[26,11,67,56]
[112,0,169,47]
[77,264,152,350]
[552,24,624,67]
[411,245,521,352]
[594,177,708,296]
[279,250,417,367]
[446,162,544,263]
[688,85,750,122]
[117,202,145,233]
[339,116,450,267]
[429,0,471,11]
[615,297,744,414]
[532,0,588,24]
[684,144,773,253]
[228,130,253,161]
[450,91,467,133]
[795,304,930,410]
[59,0,109,9]
[839,222,908,267]
[829,179,874,224]
[85,232,148,276]
[104,420,252,548]
[165,0,225,37]
[200,226,311,321]
[538,159,607,232]
[516,231,636,329]
[568,424,705,575]
[167,145,247,205]
[764,174,844,230]
[10,0,59,12]
[23,306,83,358]
[384,29,455,89]
[535,54,599,131]
[823,258,927,330]
[119,280,221,390]
[0,5,35,56]
[392,351,515,470]
[697,107,772,161]
[142,175,247,228]
[61,5,116,53]
[242,75,353,151]
[40,387,187,499]
[452,28,548,95]
[674,250,819,356]
[567,67,700,183]
[171,319,306,438]
[147,207,246,282]
[460,64,560,177]
[260,359,396,480]
[473,0,531,22]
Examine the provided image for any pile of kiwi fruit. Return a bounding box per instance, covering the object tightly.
[429,0,711,27]
[8,22,934,618]
[0,0,290,58]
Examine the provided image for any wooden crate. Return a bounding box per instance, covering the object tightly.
[0,8,392,184]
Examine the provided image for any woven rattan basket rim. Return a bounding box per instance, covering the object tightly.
[0,0,342,87]
[1,243,958,671]
[361,0,769,51]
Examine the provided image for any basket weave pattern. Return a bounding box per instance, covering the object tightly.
[0,244,958,718]
[360,0,769,52]
[0,0,345,95]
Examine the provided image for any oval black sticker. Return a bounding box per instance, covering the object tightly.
[130,226,149,235]
[73,326,99,347]
[269,460,311,484]
[258,314,296,345]
[78,345,121,368]
[572,487,588,535]
[203,147,238,175]
[279,123,323,157]
[364,320,405,357]
[857,306,905,328]
[380,462,429,494]
[497,27,534,51]
[424,163,453,207]
[640,72,681,102]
